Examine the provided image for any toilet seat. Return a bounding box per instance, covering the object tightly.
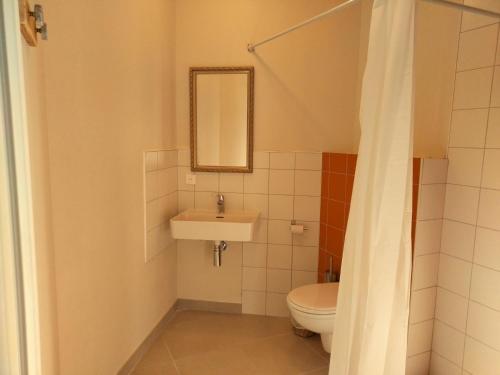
[287,282,339,315]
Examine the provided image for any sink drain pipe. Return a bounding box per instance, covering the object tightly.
[213,241,228,267]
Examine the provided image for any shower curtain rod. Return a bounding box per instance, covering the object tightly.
[247,0,500,53]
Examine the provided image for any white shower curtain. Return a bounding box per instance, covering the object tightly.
[330,0,415,374]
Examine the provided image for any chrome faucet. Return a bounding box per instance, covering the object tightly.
[217,193,225,215]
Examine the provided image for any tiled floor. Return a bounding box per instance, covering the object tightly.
[131,310,330,375]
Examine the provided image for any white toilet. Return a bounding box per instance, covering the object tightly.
[287,282,339,353]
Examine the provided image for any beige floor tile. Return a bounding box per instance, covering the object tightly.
[132,338,178,374]
[302,367,329,375]
[240,333,329,374]
[303,335,330,360]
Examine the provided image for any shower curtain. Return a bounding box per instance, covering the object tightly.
[330,0,415,374]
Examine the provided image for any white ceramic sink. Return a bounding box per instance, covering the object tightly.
[170,209,260,242]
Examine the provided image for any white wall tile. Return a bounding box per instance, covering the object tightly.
[295,152,322,171]
[145,151,158,171]
[267,269,291,293]
[292,246,319,271]
[440,220,475,261]
[467,301,500,351]
[478,189,500,230]
[432,320,465,366]
[482,149,500,189]
[194,191,217,210]
[486,108,500,148]
[242,267,266,291]
[447,148,484,187]
[178,191,194,211]
[421,159,449,184]
[268,220,292,245]
[222,193,243,211]
[407,320,434,356]
[491,66,500,107]
[243,169,269,194]
[194,172,219,192]
[158,150,177,169]
[219,173,244,193]
[253,151,270,169]
[457,24,498,71]
[461,11,498,32]
[449,109,488,149]
[291,271,317,289]
[438,254,472,297]
[268,195,293,220]
[243,194,268,218]
[242,243,267,268]
[470,264,500,310]
[294,170,321,196]
[410,287,437,324]
[267,244,292,269]
[417,184,446,220]
[253,219,268,244]
[269,170,294,195]
[158,167,177,196]
[406,352,430,375]
[146,226,161,261]
[269,152,295,169]
[453,68,493,109]
[177,149,190,166]
[430,353,462,375]
[293,196,320,221]
[242,291,266,315]
[474,227,500,271]
[145,171,160,201]
[444,185,480,225]
[435,287,468,332]
[146,200,160,229]
[415,219,443,256]
[266,292,289,317]
[463,337,500,375]
[412,254,439,290]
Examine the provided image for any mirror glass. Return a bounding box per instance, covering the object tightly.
[190,67,254,172]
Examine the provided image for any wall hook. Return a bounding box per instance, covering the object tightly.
[20,0,48,46]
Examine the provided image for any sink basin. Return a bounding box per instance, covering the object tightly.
[170,209,260,242]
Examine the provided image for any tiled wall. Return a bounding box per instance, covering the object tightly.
[176,149,322,317]
[318,153,356,281]
[406,159,448,374]
[429,15,500,375]
[144,150,178,262]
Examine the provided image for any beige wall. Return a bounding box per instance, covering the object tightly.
[36,0,177,373]
[21,22,59,375]
[176,0,363,153]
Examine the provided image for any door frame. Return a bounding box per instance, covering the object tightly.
[0,0,42,373]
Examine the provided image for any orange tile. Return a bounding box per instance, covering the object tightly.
[320,223,327,250]
[330,153,347,173]
[332,255,343,275]
[321,172,329,198]
[320,198,328,223]
[322,153,330,171]
[327,199,345,229]
[317,250,331,282]
[412,184,419,221]
[330,173,347,202]
[346,175,355,203]
[347,154,357,175]
[345,204,351,229]
[327,226,344,255]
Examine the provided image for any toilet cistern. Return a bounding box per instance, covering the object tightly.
[217,193,225,215]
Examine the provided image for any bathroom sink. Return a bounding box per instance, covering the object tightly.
[170,209,260,242]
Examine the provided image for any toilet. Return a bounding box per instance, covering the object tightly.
[287,282,339,353]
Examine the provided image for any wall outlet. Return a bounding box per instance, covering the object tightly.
[186,173,196,185]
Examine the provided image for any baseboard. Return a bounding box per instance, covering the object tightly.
[117,300,178,375]
[117,298,242,374]
[176,298,242,314]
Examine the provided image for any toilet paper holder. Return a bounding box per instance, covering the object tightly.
[290,220,308,233]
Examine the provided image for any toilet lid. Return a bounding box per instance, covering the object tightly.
[287,282,339,315]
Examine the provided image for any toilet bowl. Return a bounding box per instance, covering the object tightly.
[287,282,339,353]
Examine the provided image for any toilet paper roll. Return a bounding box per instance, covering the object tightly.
[290,224,304,234]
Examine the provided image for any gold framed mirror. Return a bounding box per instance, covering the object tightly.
[190,66,254,173]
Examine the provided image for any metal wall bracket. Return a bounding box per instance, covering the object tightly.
[19,0,47,47]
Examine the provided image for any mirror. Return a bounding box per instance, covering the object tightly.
[190,67,254,173]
